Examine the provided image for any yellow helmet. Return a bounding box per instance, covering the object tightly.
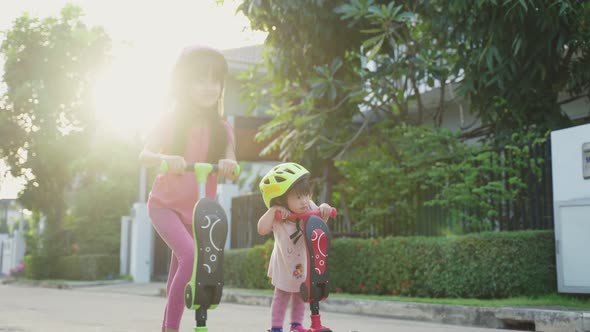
[259,162,310,208]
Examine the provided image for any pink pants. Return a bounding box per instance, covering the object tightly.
[149,208,194,331]
[271,287,306,329]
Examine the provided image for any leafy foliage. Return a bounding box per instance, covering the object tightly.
[238,0,588,154]
[437,0,589,138]
[64,135,139,256]
[335,124,547,234]
[0,5,111,254]
[238,0,364,172]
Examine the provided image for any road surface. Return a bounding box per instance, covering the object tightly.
[0,283,527,332]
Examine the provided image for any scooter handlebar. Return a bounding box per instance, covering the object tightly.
[160,161,240,177]
[183,163,240,177]
[274,208,337,221]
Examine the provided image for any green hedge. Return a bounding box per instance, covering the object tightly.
[24,254,118,280]
[224,240,273,289]
[225,230,556,298]
[56,254,118,280]
[24,254,58,280]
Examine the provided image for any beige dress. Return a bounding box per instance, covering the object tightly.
[267,218,307,292]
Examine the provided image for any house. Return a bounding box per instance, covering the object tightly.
[428,85,588,133]
[0,199,26,277]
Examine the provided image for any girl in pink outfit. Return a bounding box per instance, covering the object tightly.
[139,46,238,332]
[258,163,333,332]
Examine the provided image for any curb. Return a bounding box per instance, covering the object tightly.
[1,278,129,289]
[220,289,590,332]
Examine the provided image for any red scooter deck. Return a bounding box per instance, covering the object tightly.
[300,214,331,303]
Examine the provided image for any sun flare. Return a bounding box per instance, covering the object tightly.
[92,46,170,137]
[1,0,266,198]
[88,0,266,138]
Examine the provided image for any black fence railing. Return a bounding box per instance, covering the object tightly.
[231,193,271,249]
[330,139,554,238]
[425,139,553,234]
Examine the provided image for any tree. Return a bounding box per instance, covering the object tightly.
[334,0,589,139]
[239,0,589,154]
[237,0,588,232]
[0,5,111,254]
[238,1,362,165]
[440,0,589,140]
[237,0,469,203]
[66,133,140,256]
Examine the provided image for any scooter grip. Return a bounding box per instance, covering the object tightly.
[274,208,337,220]
[184,163,240,177]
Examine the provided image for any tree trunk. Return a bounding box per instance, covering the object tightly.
[320,162,332,204]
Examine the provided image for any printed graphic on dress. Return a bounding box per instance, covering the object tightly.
[292,263,304,279]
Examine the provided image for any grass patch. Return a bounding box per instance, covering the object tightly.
[329,292,590,309]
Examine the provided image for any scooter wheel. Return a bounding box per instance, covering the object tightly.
[184,284,193,308]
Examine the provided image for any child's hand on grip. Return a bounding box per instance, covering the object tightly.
[218,159,238,180]
[163,155,186,174]
[273,206,291,220]
[319,203,333,221]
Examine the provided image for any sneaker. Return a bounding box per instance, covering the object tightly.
[290,325,307,332]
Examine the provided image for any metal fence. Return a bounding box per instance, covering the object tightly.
[231,193,272,249]
[330,139,554,237]
[415,139,554,235]
[231,140,554,247]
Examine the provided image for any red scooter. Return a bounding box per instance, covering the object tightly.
[275,208,337,332]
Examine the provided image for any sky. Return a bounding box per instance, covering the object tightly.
[0,0,267,199]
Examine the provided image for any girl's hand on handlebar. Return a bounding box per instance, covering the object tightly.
[319,203,333,221]
[218,159,238,180]
[273,206,291,221]
[162,155,186,174]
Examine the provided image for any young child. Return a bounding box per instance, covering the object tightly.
[139,45,238,332]
[258,162,333,332]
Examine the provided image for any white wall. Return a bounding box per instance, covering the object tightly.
[551,123,590,201]
[129,203,153,283]
[0,234,8,275]
[0,231,25,276]
[551,123,590,293]
[119,216,131,276]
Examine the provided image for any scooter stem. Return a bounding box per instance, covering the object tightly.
[190,163,215,185]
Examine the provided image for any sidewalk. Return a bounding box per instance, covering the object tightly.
[3,278,590,332]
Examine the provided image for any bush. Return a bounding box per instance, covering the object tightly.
[24,254,58,280]
[330,230,556,298]
[57,254,118,280]
[226,230,556,298]
[225,240,273,289]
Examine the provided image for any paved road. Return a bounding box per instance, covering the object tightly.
[0,284,527,332]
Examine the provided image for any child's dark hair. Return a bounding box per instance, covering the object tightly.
[270,175,312,208]
[167,46,229,162]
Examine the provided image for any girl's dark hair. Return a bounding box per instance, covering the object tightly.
[168,47,229,162]
[270,175,312,208]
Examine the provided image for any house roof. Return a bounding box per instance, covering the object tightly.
[221,45,264,73]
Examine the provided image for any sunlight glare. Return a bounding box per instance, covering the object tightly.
[88,0,266,138]
[92,45,171,138]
